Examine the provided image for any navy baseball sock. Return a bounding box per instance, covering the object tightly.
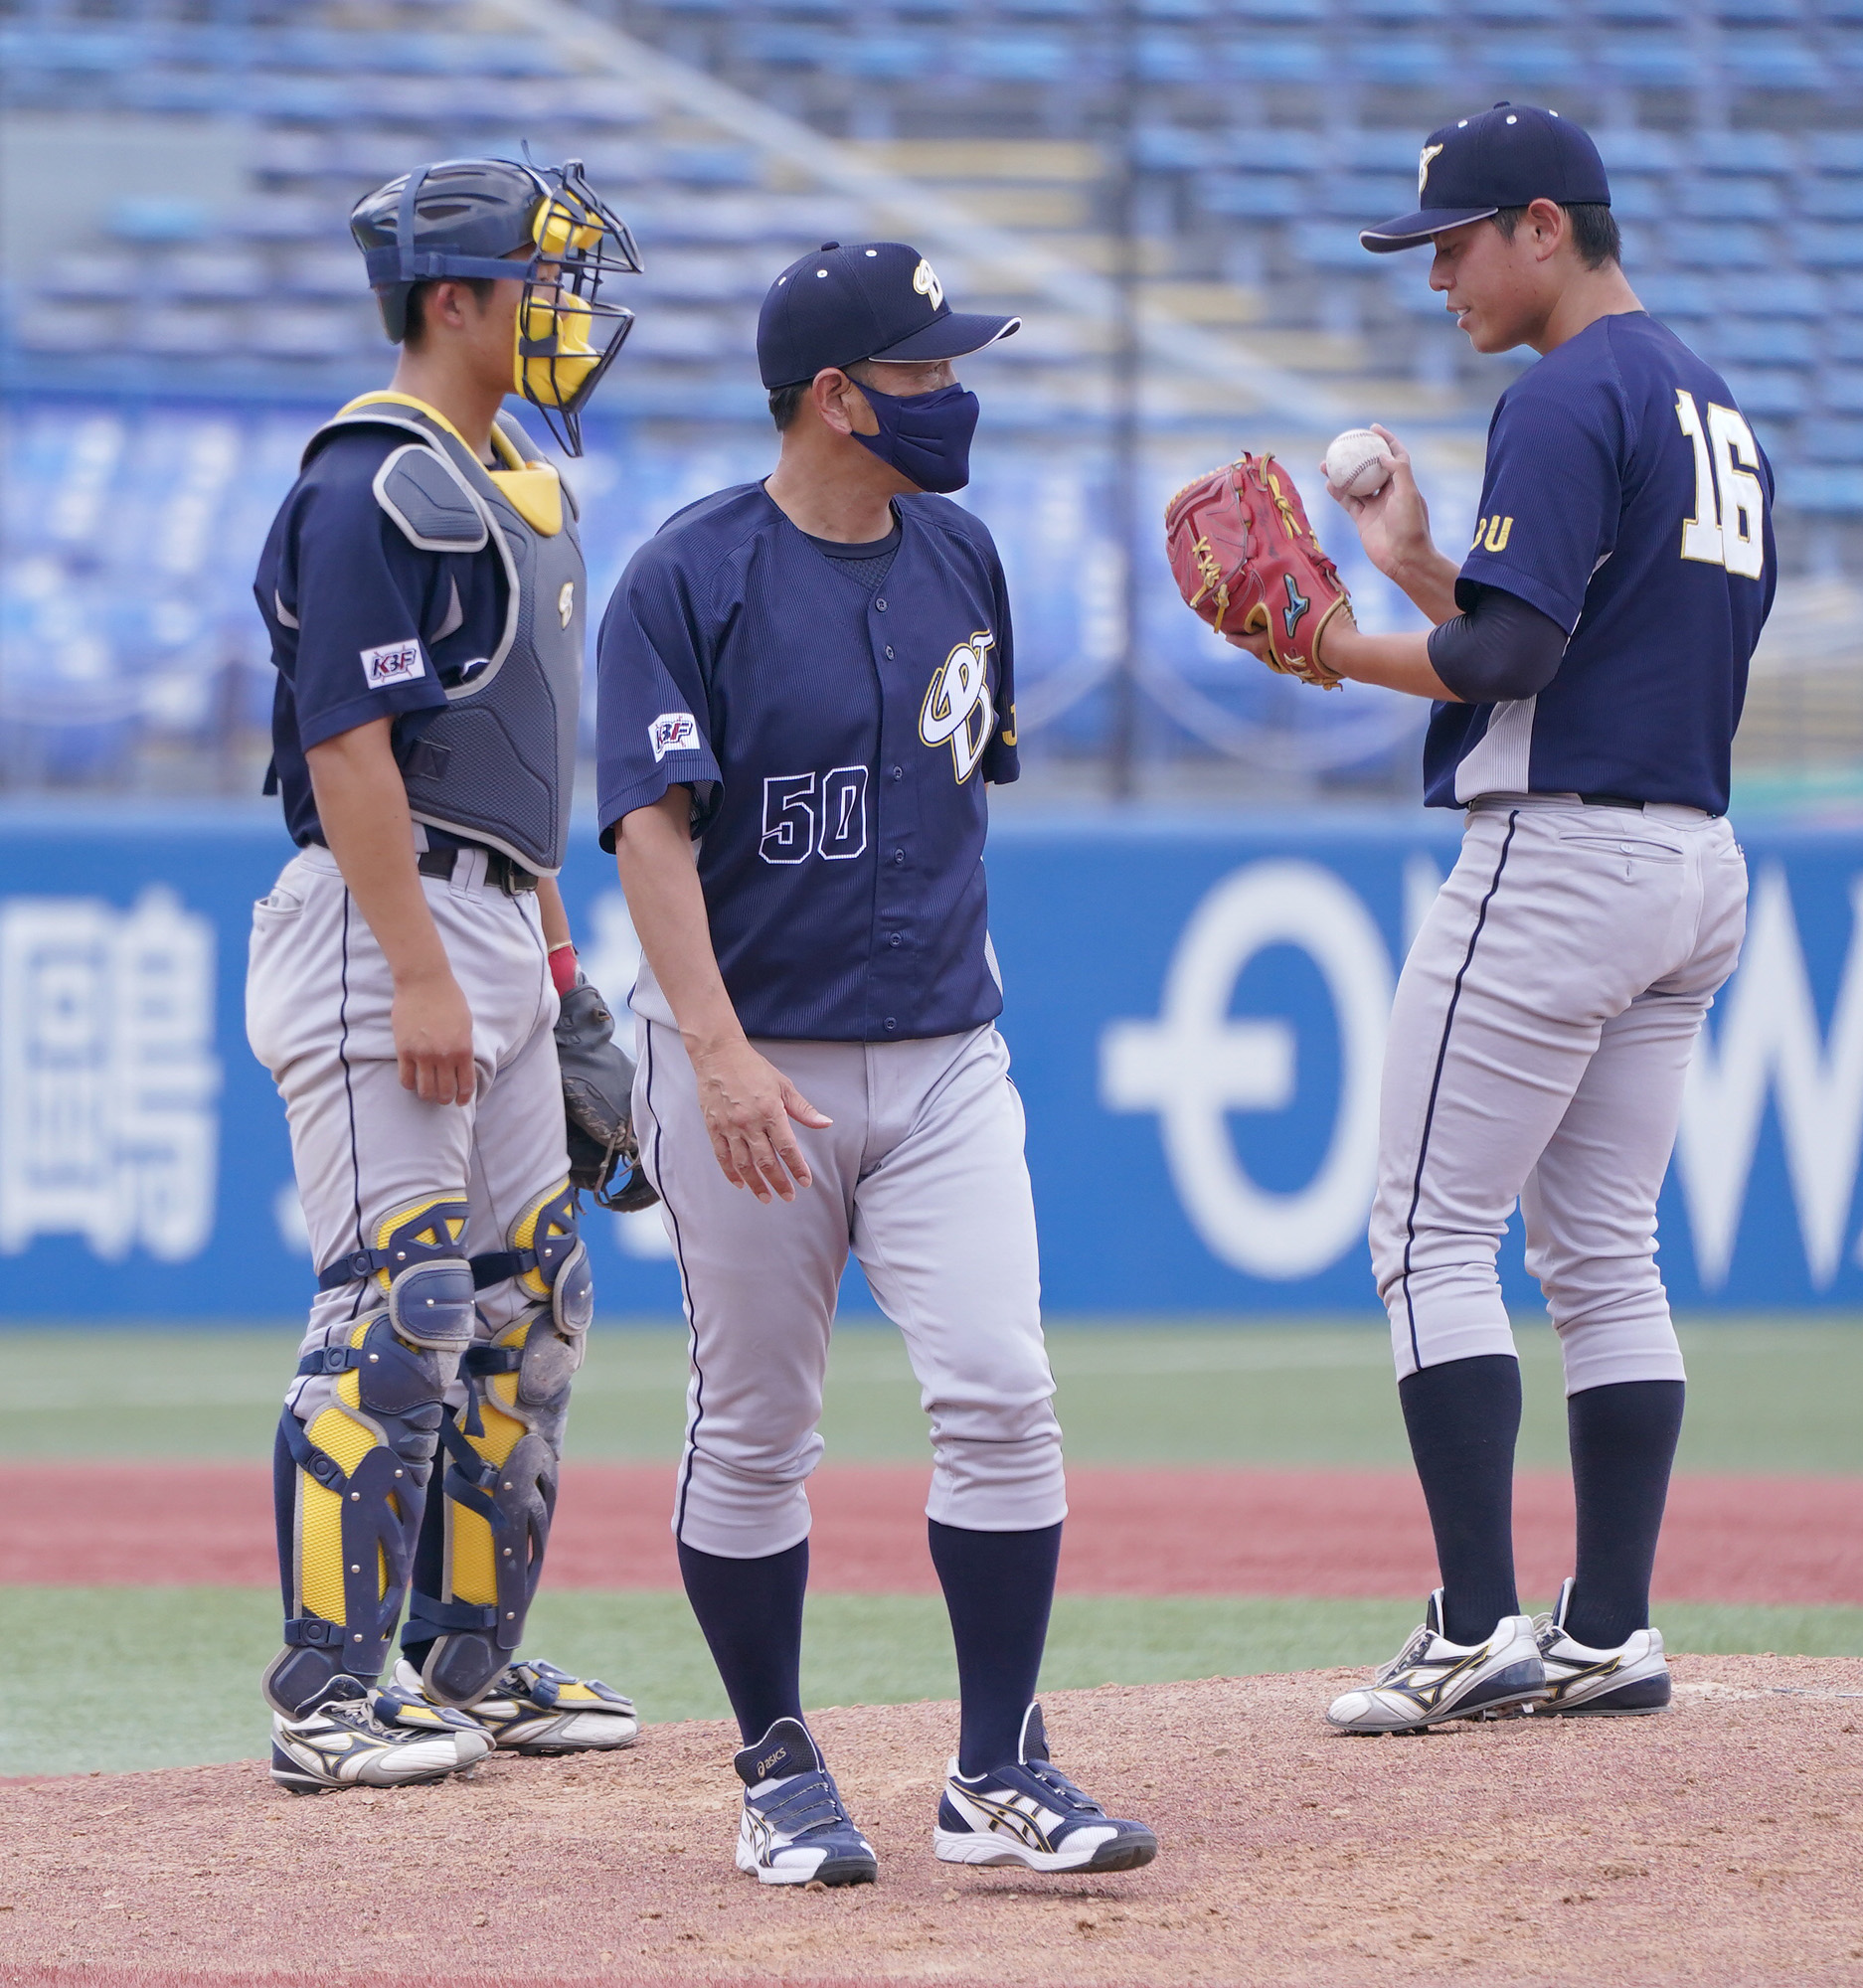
[928,1518,1062,1777]
[1399,1354,1522,1646]
[1565,1379,1686,1649]
[677,1538,809,1745]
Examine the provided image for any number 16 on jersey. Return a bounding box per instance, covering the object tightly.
[1675,389,1766,580]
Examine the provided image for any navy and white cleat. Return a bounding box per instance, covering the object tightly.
[395,1657,638,1753]
[1532,1578,1672,1717]
[733,1718,878,1887]
[269,1676,491,1794]
[934,1704,1158,1874]
[1326,1588,1547,1735]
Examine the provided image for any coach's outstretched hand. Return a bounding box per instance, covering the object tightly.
[691,1037,832,1203]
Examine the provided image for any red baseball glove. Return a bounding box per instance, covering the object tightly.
[1164,452,1352,689]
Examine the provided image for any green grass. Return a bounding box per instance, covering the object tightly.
[7,1585,1860,1781]
[3,1317,1860,1473]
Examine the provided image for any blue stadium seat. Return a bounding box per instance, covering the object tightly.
[1719,271,1825,316]
[1719,370,1808,416]
[1608,176,1669,222]
[1225,0,1321,16]
[1142,0,1216,19]
[1595,128,1682,173]
[1311,174,1416,219]
[158,251,269,304]
[1198,173,1305,218]
[1289,221,1377,267]
[1808,132,1863,174]
[1223,128,1324,170]
[1476,35,1580,83]
[1678,177,1785,221]
[1665,222,1772,268]
[744,25,833,63]
[1348,36,1448,81]
[1343,129,1429,170]
[1720,32,1824,87]
[961,32,1071,78]
[1830,319,1863,361]
[1138,32,1206,79]
[1467,0,1563,17]
[1714,0,1804,17]
[1795,224,1863,267]
[1715,320,1817,366]
[1135,126,1218,169]
[1634,271,1716,320]
[1342,0,1444,17]
[1691,129,1796,174]
[1800,418,1863,460]
[1785,465,1863,512]
[1601,35,1695,83]
[1803,179,1863,219]
[1223,35,1325,78]
[1819,367,1863,412]
[834,32,944,74]
[108,198,212,245]
[1589,0,1684,16]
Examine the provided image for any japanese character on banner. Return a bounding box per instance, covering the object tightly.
[0,887,221,1261]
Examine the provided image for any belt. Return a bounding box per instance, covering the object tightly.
[1577,793,1645,811]
[417,844,539,895]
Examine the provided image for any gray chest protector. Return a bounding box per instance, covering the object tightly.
[302,395,586,875]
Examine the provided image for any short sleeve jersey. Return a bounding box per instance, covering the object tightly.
[253,427,509,846]
[1426,311,1776,814]
[594,483,1019,1043]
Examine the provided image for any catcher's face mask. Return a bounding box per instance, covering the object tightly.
[851,380,980,494]
[515,165,640,453]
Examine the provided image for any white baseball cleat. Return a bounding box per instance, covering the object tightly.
[933,1704,1158,1873]
[394,1657,638,1753]
[1326,1589,1547,1734]
[269,1676,492,1793]
[733,1718,878,1887]
[1532,1578,1672,1716]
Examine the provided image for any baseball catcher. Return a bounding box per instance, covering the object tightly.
[1165,451,1353,688]
[249,155,645,1792]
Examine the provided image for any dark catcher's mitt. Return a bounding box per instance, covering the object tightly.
[555,978,658,1214]
[1164,452,1352,688]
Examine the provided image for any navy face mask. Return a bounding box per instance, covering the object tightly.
[850,381,979,493]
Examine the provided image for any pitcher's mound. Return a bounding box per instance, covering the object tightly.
[5,1657,1861,1987]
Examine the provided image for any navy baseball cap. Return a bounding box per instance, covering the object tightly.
[757,241,1020,389]
[1360,102,1611,253]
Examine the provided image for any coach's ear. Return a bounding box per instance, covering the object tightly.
[811,367,874,437]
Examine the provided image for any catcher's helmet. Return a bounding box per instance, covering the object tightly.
[350,156,641,455]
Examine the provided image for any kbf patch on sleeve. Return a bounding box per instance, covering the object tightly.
[361,638,425,689]
[649,711,698,761]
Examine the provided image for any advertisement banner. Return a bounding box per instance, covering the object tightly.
[1,807,1858,1320]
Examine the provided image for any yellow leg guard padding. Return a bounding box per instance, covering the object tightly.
[297,1325,386,1623]
[510,1181,574,1301]
[369,1196,469,1295]
[448,1318,534,1608]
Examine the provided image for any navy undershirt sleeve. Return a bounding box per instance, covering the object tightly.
[1426,583,1570,705]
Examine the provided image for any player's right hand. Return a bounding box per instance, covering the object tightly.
[1320,423,1435,579]
[691,1038,832,1203]
[393,968,478,1105]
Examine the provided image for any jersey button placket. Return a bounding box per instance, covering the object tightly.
[872,598,910,1041]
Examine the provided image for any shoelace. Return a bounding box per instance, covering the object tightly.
[1373,1625,1436,1685]
[1017,1758,1105,1816]
[758,1767,857,1840]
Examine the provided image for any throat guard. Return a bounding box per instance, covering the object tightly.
[303,396,584,875]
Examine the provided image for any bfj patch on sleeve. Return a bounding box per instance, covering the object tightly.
[650,712,698,761]
[361,638,425,689]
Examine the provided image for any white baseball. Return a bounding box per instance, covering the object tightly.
[1325,427,1394,500]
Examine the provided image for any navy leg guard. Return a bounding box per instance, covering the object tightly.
[409,1182,593,1706]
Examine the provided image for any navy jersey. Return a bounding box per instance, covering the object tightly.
[254,428,508,847]
[1426,311,1776,814]
[594,482,1018,1043]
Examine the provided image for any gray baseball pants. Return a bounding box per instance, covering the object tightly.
[1372,797,1748,1392]
[632,1018,1066,1559]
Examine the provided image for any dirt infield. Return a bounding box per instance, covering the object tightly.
[4,1657,1862,1987]
[10,1462,1863,1604]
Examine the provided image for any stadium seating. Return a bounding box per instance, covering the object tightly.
[2,0,1860,794]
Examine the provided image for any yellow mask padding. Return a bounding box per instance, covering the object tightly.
[534,195,603,259]
[448,1318,533,1606]
[516,287,602,414]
